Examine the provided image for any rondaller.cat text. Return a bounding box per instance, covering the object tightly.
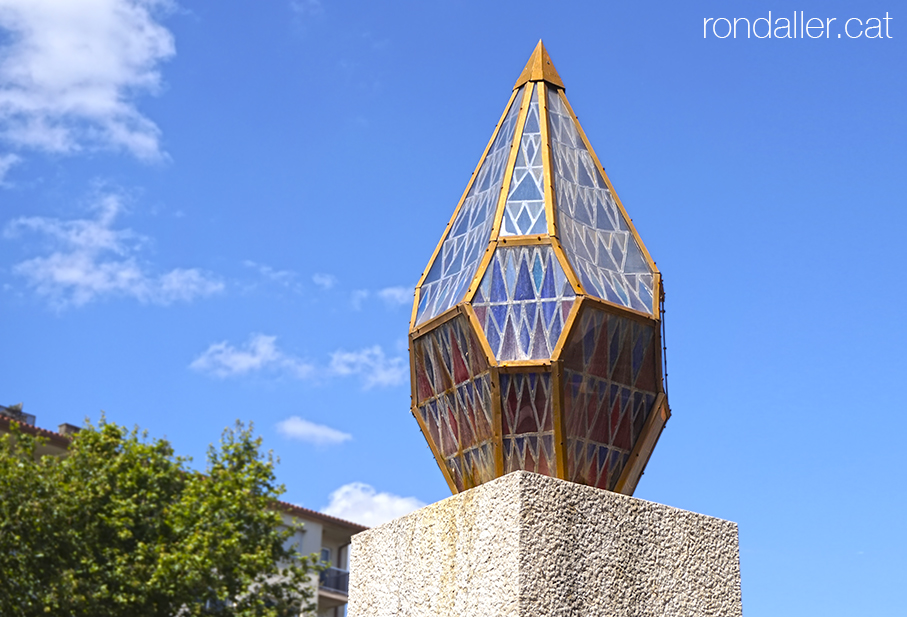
[703,12,893,39]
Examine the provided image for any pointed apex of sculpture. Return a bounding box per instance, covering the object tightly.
[514,40,564,90]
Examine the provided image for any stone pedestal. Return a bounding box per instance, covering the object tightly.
[348,471,742,617]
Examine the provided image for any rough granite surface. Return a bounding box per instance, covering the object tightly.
[348,471,742,617]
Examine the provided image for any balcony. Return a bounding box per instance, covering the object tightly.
[320,567,349,596]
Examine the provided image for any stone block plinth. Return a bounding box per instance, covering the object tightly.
[348,471,741,617]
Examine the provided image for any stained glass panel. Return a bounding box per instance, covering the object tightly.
[547,86,656,315]
[416,87,525,325]
[501,86,546,236]
[473,245,575,361]
[412,316,496,490]
[500,372,556,476]
[561,307,659,490]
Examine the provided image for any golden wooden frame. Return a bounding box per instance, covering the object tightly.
[490,368,505,476]
[613,394,670,495]
[549,297,582,360]
[539,82,558,239]
[581,296,660,328]
[498,360,553,371]
[410,404,458,493]
[496,235,549,246]
[410,304,461,339]
[462,303,497,367]
[550,359,568,479]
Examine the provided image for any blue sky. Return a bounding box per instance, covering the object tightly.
[1,1,905,614]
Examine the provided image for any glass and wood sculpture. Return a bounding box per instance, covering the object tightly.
[410,41,670,495]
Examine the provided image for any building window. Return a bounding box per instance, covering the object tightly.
[320,547,331,566]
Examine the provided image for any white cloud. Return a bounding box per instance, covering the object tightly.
[312,272,336,290]
[350,286,412,310]
[0,152,20,184]
[191,335,406,390]
[276,416,351,446]
[321,482,425,527]
[290,0,323,17]
[244,260,298,288]
[0,0,175,160]
[3,192,223,307]
[377,286,410,307]
[190,334,314,379]
[329,345,406,389]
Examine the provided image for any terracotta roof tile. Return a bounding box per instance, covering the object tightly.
[0,415,71,448]
[275,500,369,532]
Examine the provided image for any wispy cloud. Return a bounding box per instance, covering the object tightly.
[351,286,412,310]
[0,153,21,185]
[289,0,323,17]
[190,334,405,389]
[244,260,299,289]
[0,0,175,160]
[377,286,410,307]
[190,334,314,379]
[312,273,337,290]
[321,482,425,527]
[329,345,406,389]
[350,289,369,309]
[3,192,223,308]
[276,416,351,446]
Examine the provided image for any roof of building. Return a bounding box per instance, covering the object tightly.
[0,414,72,450]
[0,416,369,532]
[275,500,369,533]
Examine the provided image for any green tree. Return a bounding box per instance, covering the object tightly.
[0,419,317,616]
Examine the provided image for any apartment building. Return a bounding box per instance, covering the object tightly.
[278,502,367,617]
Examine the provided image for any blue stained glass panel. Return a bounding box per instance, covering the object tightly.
[473,245,575,361]
[547,86,656,316]
[416,87,525,325]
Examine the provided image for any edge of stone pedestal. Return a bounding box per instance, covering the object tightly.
[354,470,738,537]
[349,472,742,617]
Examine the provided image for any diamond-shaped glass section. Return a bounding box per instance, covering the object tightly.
[412,315,497,491]
[547,86,656,315]
[472,245,574,361]
[561,307,659,490]
[501,86,546,236]
[416,87,525,325]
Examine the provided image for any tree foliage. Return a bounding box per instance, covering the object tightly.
[0,419,317,616]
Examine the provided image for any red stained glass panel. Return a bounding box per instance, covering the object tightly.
[561,308,659,490]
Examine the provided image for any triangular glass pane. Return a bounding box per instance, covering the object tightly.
[416,87,525,325]
[547,86,655,315]
[501,86,548,237]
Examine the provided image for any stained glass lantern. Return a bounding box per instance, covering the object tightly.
[409,42,670,496]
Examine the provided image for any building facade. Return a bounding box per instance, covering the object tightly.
[277,501,367,617]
